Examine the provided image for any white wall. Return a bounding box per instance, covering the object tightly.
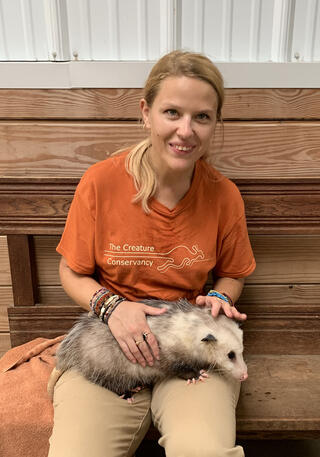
[0,0,320,87]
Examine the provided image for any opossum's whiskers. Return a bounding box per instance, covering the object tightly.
[208,361,217,372]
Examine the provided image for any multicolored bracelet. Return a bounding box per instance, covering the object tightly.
[90,287,127,324]
[90,287,113,316]
[207,289,234,306]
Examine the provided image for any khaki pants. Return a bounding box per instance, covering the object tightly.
[48,369,244,457]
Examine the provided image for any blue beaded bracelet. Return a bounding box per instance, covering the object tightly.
[207,290,229,303]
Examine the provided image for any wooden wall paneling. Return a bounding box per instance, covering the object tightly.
[7,235,38,306]
[238,284,320,306]
[33,235,60,285]
[0,235,11,285]
[8,306,84,347]
[1,121,320,179]
[38,286,74,306]
[0,236,12,353]
[1,89,320,120]
[1,178,319,235]
[33,234,320,286]
[240,180,320,235]
[7,304,320,355]
[0,300,10,332]
[0,333,11,358]
[248,235,320,284]
[28,235,320,311]
[32,235,74,305]
[0,178,76,235]
[0,286,13,308]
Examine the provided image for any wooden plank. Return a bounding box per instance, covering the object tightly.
[37,286,74,306]
[0,236,11,285]
[7,235,37,306]
[238,284,320,305]
[0,299,10,332]
[0,286,13,307]
[1,88,320,120]
[0,333,11,358]
[248,235,320,284]
[8,306,84,347]
[1,121,320,179]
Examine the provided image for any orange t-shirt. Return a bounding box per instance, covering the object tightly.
[57,150,256,303]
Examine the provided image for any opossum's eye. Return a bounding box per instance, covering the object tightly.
[201,334,217,342]
[228,351,236,360]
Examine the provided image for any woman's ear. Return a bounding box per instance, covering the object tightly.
[140,98,151,128]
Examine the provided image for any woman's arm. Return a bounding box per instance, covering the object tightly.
[195,277,246,320]
[59,256,102,311]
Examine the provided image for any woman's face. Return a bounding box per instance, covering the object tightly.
[140,75,218,178]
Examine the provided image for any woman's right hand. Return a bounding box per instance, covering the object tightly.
[107,300,167,367]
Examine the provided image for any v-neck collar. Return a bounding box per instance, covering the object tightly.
[150,160,201,216]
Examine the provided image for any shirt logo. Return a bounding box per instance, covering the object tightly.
[104,243,210,273]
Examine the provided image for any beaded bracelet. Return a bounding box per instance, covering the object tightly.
[207,289,234,306]
[90,287,114,316]
[90,288,127,323]
[221,292,234,307]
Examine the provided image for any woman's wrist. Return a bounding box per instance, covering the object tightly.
[89,287,127,324]
[207,289,234,306]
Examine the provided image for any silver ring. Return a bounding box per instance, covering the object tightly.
[143,332,150,340]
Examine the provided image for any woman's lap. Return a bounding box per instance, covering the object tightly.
[48,370,244,457]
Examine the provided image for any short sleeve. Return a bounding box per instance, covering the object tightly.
[214,214,256,278]
[56,174,96,275]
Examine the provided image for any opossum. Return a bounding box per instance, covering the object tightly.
[56,299,248,397]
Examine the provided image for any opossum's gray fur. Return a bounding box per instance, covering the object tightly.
[56,299,247,396]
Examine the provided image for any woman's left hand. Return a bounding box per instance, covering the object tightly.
[195,294,247,321]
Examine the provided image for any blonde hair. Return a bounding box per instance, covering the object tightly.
[120,50,224,213]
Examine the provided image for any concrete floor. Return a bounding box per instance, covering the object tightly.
[136,439,320,456]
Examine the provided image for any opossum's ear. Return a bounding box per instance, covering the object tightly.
[201,334,217,342]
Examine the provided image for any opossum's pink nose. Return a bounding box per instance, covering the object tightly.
[240,373,248,382]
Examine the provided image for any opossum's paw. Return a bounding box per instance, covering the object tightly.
[119,385,146,402]
[119,392,136,403]
[187,370,210,385]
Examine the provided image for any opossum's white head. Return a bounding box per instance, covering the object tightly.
[201,315,248,382]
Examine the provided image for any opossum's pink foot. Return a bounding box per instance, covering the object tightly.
[119,393,136,403]
[130,386,144,392]
[187,370,209,385]
[119,385,146,401]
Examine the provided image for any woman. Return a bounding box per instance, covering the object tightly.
[48,50,256,457]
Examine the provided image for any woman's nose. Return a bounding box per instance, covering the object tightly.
[177,117,193,138]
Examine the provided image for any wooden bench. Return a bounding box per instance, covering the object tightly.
[0,87,320,440]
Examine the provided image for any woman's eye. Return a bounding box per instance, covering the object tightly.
[165,109,178,117]
[197,113,210,121]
